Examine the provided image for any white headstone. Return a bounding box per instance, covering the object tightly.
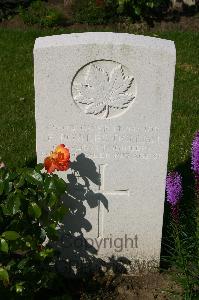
[34,32,176,272]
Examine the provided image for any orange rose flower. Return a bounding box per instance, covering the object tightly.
[44,144,70,174]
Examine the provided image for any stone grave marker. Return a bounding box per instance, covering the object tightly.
[34,32,176,272]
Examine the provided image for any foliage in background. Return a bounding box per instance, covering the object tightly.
[116,0,169,20]
[72,0,118,24]
[19,1,65,27]
[0,163,68,297]
[72,0,198,24]
[0,0,34,21]
[1,0,198,25]
[72,0,170,24]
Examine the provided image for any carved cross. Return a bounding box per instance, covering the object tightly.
[97,164,129,237]
[98,164,129,196]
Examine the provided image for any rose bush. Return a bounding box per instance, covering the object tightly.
[0,145,70,297]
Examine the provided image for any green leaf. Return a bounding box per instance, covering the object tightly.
[25,241,31,248]
[49,192,57,207]
[46,223,58,240]
[0,179,4,195]
[0,268,9,284]
[0,239,8,253]
[146,1,154,8]
[40,228,46,241]
[44,175,67,196]
[39,248,54,259]
[1,193,21,216]
[15,174,25,188]
[51,205,68,221]
[134,6,141,15]
[17,258,29,270]
[1,204,9,216]
[3,181,13,195]
[2,231,20,240]
[23,188,29,196]
[13,196,21,214]
[7,193,21,215]
[15,282,24,294]
[6,260,16,271]
[55,177,67,195]
[28,202,41,219]
[7,172,18,181]
[26,169,43,185]
[35,163,44,172]
[0,168,6,180]
[4,172,11,180]
[27,187,37,196]
[44,176,57,191]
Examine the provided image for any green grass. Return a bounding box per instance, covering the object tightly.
[0,28,198,170]
[160,32,199,170]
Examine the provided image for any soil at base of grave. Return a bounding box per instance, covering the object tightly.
[64,271,183,300]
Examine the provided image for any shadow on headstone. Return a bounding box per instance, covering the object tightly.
[55,153,131,277]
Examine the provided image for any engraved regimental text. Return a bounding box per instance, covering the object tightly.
[47,125,160,160]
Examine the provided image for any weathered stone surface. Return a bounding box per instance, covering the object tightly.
[34,32,176,273]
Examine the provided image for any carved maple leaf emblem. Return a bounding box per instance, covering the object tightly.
[73,63,135,119]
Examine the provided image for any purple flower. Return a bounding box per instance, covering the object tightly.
[191,131,199,175]
[166,172,183,221]
[166,172,183,206]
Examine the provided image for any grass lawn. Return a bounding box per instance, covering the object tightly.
[0,28,198,171]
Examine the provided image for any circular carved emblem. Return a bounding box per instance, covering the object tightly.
[72,60,136,119]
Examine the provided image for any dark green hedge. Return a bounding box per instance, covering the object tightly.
[72,0,170,24]
[0,0,45,20]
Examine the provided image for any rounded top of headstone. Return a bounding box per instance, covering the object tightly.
[34,32,176,57]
